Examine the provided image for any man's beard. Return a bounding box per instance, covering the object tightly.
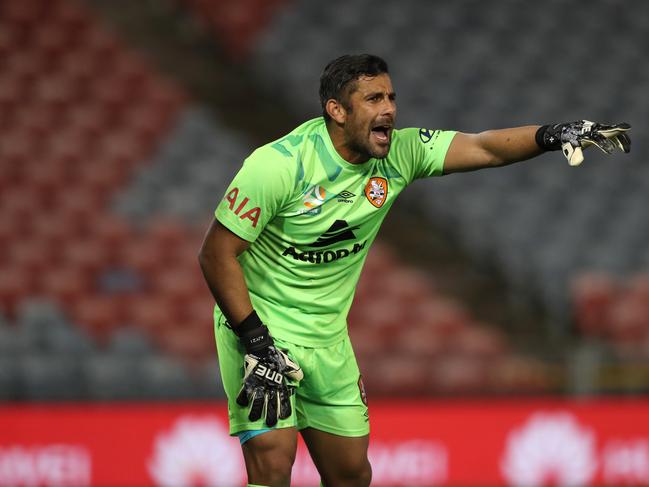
[348,130,390,160]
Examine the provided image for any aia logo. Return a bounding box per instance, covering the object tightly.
[224,187,261,227]
[365,177,388,208]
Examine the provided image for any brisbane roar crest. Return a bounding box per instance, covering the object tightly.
[365,177,388,208]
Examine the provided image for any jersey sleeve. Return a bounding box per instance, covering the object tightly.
[215,146,295,242]
[398,128,457,182]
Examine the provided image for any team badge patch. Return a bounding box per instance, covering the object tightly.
[365,177,388,208]
[358,375,368,405]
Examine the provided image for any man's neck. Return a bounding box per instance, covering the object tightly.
[326,121,369,165]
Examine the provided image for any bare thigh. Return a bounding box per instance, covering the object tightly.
[301,428,371,487]
[241,427,298,487]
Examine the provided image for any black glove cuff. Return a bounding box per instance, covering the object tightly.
[536,124,562,151]
[234,310,274,356]
[535,125,551,151]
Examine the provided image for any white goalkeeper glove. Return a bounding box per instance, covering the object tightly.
[536,120,631,166]
[233,311,303,427]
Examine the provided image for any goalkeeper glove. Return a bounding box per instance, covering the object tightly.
[233,310,303,427]
[536,120,631,166]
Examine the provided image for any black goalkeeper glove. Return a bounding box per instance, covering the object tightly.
[536,120,631,166]
[233,311,303,427]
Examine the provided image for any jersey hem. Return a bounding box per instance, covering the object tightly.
[438,130,458,176]
[271,328,349,349]
[215,211,256,242]
[229,423,296,436]
[297,419,370,437]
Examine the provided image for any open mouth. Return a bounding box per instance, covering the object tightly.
[371,124,392,144]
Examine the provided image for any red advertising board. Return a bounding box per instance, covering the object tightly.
[1,399,649,486]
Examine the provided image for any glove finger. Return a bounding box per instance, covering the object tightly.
[617,133,631,153]
[599,122,631,131]
[602,122,631,131]
[236,385,250,407]
[278,387,292,420]
[585,133,616,154]
[563,142,584,166]
[248,388,265,422]
[265,389,278,427]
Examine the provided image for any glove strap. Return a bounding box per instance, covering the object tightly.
[233,310,274,356]
[535,124,561,151]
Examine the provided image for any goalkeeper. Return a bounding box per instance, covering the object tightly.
[198,54,631,487]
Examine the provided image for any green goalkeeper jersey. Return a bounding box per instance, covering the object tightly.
[215,117,456,347]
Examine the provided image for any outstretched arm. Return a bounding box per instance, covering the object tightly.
[443,121,631,174]
[443,126,543,174]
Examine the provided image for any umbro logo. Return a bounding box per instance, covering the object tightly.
[337,190,355,203]
[308,220,359,248]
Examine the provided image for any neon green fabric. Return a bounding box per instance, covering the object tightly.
[215,314,369,437]
[214,117,455,347]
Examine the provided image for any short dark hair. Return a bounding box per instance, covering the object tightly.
[319,54,389,120]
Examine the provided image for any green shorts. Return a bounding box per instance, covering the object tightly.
[214,312,369,437]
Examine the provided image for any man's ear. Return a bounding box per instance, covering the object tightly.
[325,99,346,124]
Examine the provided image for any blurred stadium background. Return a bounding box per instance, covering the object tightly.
[1,0,648,485]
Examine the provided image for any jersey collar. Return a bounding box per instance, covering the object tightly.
[318,118,375,172]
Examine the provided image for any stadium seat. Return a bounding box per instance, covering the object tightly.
[118,236,163,277]
[70,296,121,341]
[432,355,488,394]
[2,186,45,223]
[489,355,556,393]
[16,299,97,354]
[138,355,197,399]
[82,353,144,400]
[410,299,470,338]
[93,216,133,251]
[0,129,36,166]
[349,298,402,333]
[8,238,54,276]
[572,273,618,337]
[394,325,446,360]
[0,266,34,317]
[0,321,29,357]
[347,324,393,360]
[450,326,507,360]
[51,0,90,33]
[155,321,215,363]
[18,353,85,400]
[107,327,154,356]
[607,295,649,358]
[180,0,289,59]
[0,357,17,399]
[192,358,227,399]
[362,355,431,396]
[381,269,437,307]
[126,295,177,336]
[61,238,108,277]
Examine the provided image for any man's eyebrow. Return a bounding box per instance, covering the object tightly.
[364,91,397,98]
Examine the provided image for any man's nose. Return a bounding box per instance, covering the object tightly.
[381,98,396,117]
